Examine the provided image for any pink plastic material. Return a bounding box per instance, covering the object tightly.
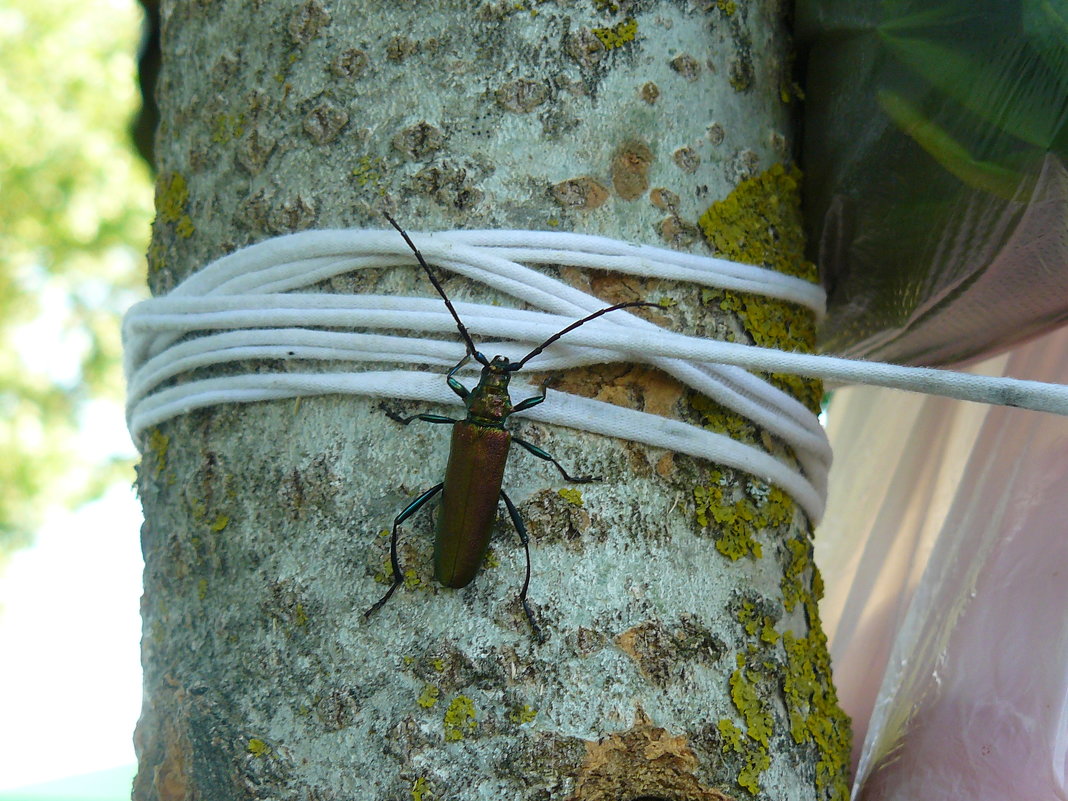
[817,325,1068,800]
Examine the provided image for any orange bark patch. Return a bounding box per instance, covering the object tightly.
[611,140,653,200]
[552,176,610,209]
[568,707,735,801]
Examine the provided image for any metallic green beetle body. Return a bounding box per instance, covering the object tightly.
[364,217,657,636]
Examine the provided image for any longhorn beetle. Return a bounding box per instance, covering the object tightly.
[365,214,659,637]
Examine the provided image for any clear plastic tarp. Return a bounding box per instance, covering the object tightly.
[798,1,1068,797]
[818,326,1068,799]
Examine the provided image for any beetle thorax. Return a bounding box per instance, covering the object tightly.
[465,356,515,424]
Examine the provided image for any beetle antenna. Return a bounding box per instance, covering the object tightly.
[513,301,661,369]
[384,213,483,362]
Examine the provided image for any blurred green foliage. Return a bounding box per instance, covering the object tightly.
[0,0,152,559]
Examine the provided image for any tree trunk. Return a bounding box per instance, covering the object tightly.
[134,2,849,800]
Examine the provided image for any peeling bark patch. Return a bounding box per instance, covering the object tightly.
[616,617,726,686]
[133,680,195,801]
[569,707,735,801]
[673,146,700,174]
[728,55,753,92]
[288,0,330,45]
[496,78,549,113]
[564,28,606,69]
[151,722,192,801]
[649,188,679,212]
[330,48,368,79]
[611,140,652,200]
[236,127,277,175]
[669,54,701,82]
[658,215,701,249]
[392,121,444,161]
[551,176,609,209]
[411,163,483,211]
[267,194,317,234]
[303,102,349,144]
[616,621,675,685]
[315,687,361,731]
[386,35,418,62]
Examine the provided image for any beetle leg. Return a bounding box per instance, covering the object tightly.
[513,436,600,483]
[500,490,542,641]
[446,355,472,400]
[385,410,460,426]
[364,482,444,619]
[378,402,459,426]
[512,378,549,414]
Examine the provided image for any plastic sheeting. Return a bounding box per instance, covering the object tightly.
[817,324,1068,800]
[797,0,1068,366]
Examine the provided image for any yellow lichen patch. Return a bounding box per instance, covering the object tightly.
[718,656,775,795]
[729,663,772,748]
[691,393,758,445]
[591,18,637,50]
[402,567,423,591]
[352,154,387,194]
[782,623,852,800]
[373,556,394,586]
[718,717,769,796]
[443,696,477,741]
[210,112,246,144]
[698,163,816,281]
[508,703,537,724]
[775,530,852,799]
[411,777,434,801]
[246,738,272,757]
[780,534,812,613]
[697,163,822,411]
[154,171,195,239]
[417,683,440,709]
[146,427,170,478]
[570,707,735,801]
[693,468,795,561]
[736,600,779,645]
[558,487,584,507]
[713,289,821,412]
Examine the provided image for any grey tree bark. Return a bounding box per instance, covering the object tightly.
[134,2,849,800]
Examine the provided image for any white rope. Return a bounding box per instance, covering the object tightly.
[123,228,1068,524]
